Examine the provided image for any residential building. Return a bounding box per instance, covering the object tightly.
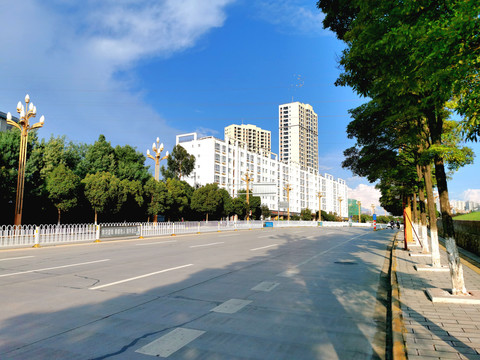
[0,111,17,132]
[224,124,271,154]
[177,132,348,217]
[279,101,318,171]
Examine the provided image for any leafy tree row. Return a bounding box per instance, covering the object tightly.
[0,131,268,225]
[317,0,479,295]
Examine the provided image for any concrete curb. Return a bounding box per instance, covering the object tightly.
[391,233,407,360]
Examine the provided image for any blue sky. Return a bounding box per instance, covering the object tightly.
[1,0,479,209]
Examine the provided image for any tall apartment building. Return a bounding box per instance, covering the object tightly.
[224,124,271,154]
[279,102,318,171]
[176,132,348,216]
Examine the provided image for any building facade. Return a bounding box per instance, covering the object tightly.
[279,102,318,171]
[177,132,348,216]
[224,124,271,154]
[0,111,16,132]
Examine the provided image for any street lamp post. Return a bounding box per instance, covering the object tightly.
[147,137,169,181]
[146,137,169,223]
[241,171,253,221]
[284,183,292,220]
[357,200,362,223]
[338,196,343,219]
[317,191,323,221]
[6,94,45,226]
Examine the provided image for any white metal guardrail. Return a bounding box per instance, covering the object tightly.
[0,220,387,248]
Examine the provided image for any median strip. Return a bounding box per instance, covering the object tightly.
[89,264,194,290]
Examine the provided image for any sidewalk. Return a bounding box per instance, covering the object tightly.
[392,232,480,359]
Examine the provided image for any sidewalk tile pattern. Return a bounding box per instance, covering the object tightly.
[395,236,480,359]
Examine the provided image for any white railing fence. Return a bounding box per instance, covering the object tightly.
[0,220,385,248]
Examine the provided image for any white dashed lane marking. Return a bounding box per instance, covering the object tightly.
[211,299,252,314]
[135,327,205,358]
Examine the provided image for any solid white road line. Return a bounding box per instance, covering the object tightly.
[257,235,272,238]
[250,244,278,251]
[136,327,205,357]
[189,242,224,248]
[0,259,110,278]
[135,240,177,246]
[89,264,194,290]
[0,256,35,262]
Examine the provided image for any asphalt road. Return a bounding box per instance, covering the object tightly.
[0,226,394,359]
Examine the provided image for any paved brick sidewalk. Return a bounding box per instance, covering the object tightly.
[393,232,480,359]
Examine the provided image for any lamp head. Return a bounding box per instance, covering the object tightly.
[39,115,45,124]
[152,142,156,151]
[6,112,11,120]
[147,149,150,156]
[165,151,169,157]
[17,101,22,113]
[25,94,30,103]
[156,137,159,143]
[160,143,164,152]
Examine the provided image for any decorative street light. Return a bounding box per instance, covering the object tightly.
[146,138,169,223]
[146,137,169,181]
[338,196,343,219]
[6,94,45,225]
[357,200,362,223]
[284,183,292,220]
[317,191,324,221]
[241,171,253,221]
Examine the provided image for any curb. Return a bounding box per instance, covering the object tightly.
[391,233,408,360]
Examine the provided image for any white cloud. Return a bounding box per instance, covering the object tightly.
[348,183,383,213]
[461,189,480,203]
[0,0,234,151]
[254,0,329,36]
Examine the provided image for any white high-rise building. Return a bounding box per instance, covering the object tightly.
[176,133,348,217]
[224,124,271,154]
[279,102,318,171]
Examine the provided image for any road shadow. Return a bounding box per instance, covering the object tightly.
[0,227,394,359]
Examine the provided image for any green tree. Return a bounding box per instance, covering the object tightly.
[78,135,115,177]
[165,178,194,221]
[114,144,150,183]
[161,144,195,180]
[191,183,223,221]
[46,164,80,224]
[300,208,313,221]
[144,178,172,222]
[82,171,122,224]
[261,205,271,220]
[317,0,479,295]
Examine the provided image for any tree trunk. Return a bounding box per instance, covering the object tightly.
[416,165,429,253]
[94,210,98,225]
[57,208,61,225]
[423,164,441,267]
[434,154,467,295]
[427,107,467,295]
[411,194,421,247]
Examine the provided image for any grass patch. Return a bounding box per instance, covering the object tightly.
[453,212,480,221]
